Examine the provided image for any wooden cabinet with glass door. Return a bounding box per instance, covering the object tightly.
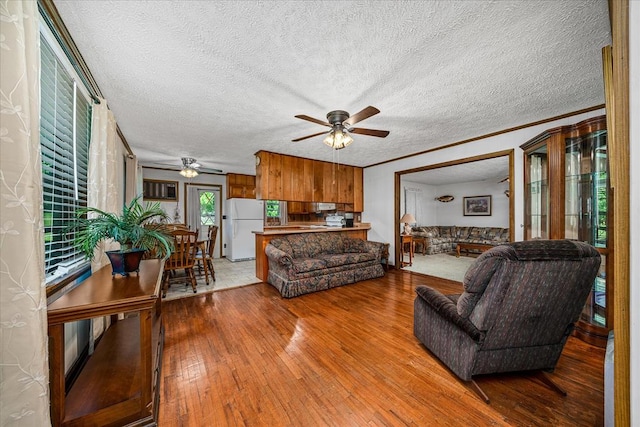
[521,115,610,347]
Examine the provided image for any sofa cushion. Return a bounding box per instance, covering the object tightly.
[424,226,440,237]
[319,252,376,268]
[429,237,453,246]
[283,233,348,258]
[485,227,504,241]
[292,257,328,273]
[439,226,454,238]
[455,226,472,239]
[316,233,348,255]
[468,227,486,239]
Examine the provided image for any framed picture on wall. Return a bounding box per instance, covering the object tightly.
[463,195,492,216]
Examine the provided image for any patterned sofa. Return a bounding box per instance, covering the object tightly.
[265,233,386,298]
[411,226,509,255]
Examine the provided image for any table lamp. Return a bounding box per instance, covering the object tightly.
[400,213,416,235]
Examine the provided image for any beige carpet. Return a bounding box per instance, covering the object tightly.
[403,252,477,282]
[163,258,261,301]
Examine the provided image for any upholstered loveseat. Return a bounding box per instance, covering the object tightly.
[265,233,386,298]
[411,226,509,255]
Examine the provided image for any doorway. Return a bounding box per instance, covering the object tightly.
[394,150,515,277]
[185,183,222,258]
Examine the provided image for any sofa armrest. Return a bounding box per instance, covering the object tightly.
[415,286,485,342]
[265,244,293,267]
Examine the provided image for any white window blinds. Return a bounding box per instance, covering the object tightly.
[40,36,92,280]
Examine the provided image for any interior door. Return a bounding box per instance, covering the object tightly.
[186,185,222,258]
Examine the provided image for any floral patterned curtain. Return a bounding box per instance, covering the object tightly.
[88,98,119,271]
[87,99,119,344]
[0,0,52,425]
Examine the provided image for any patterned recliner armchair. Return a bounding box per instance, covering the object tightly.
[413,239,600,402]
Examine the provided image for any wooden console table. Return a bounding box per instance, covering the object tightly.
[47,259,164,427]
[400,234,413,267]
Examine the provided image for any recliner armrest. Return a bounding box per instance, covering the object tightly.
[415,286,485,342]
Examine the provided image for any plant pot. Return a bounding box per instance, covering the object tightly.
[106,249,146,276]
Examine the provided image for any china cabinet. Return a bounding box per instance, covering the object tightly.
[521,115,610,347]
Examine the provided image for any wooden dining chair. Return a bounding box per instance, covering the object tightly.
[162,230,198,297]
[195,225,218,285]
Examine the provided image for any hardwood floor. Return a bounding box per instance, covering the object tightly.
[159,270,604,426]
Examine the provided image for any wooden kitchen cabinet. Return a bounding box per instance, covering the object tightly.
[47,259,164,427]
[322,161,337,202]
[302,158,314,201]
[281,155,294,201]
[353,167,363,212]
[337,164,354,203]
[287,201,313,214]
[227,173,256,199]
[267,152,283,200]
[255,150,363,208]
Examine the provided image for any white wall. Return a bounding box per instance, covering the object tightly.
[629,1,639,423]
[400,179,509,227]
[363,108,605,264]
[432,180,509,227]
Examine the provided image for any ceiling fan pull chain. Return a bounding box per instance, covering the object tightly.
[332,149,336,184]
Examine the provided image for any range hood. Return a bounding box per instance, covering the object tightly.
[315,203,336,211]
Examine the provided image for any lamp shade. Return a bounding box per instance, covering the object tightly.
[180,167,199,178]
[323,128,354,150]
[400,213,416,224]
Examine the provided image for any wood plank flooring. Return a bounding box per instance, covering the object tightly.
[159,270,604,426]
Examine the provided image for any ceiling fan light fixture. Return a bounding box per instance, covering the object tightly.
[179,167,199,178]
[323,128,353,150]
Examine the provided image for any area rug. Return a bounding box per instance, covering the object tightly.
[403,252,476,282]
[163,258,261,301]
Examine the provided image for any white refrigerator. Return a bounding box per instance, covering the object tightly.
[226,198,264,262]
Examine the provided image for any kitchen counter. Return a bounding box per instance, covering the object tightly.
[253,224,371,281]
[254,223,371,236]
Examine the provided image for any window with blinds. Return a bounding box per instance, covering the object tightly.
[40,36,92,282]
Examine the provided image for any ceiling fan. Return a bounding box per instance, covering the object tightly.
[292,106,390,149]
[178,157,223,177]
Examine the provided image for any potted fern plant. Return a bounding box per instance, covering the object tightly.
[67,196,174,276]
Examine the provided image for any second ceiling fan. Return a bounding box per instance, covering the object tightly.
[292,106,389,149]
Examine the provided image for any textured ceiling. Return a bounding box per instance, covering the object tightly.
[53,1,611,175]
[402,156,509,186]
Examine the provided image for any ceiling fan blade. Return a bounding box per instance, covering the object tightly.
[199,167,223,174]
[294,115,332,127]
[292,131,329,142]
[349,127,390,138]
[343,106,380,126]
